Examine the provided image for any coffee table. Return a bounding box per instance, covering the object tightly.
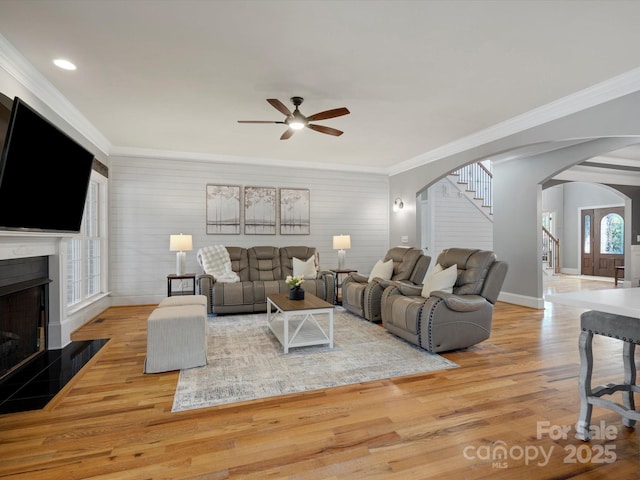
[266,292,334,354]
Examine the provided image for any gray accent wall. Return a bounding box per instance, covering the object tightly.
[390,90,640,308]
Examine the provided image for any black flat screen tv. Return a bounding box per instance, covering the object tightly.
[0,97,95,233]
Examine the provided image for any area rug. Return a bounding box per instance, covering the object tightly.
[172,308,458,412]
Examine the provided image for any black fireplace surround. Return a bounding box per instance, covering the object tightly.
[0,256,49,379]
[0,256,107,413]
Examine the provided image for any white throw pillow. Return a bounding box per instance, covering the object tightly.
[421,263,457,297]
[293,256,317,279]
[368,259,394,282]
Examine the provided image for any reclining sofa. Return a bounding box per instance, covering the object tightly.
[381,248,508,352]
[342,246,430,322]
[197,246,335,315]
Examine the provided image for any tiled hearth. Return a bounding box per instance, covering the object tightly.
[0,338,108,414]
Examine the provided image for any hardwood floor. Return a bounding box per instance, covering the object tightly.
[1,275,638,479]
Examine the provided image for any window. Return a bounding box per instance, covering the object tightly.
[583,214,591,254]
[67,174,106,307]
[600,213,624,255]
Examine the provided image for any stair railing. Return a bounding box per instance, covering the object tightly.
[542,226,560,274]
[453,162,493,214]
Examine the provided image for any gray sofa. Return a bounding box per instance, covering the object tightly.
[381,248,508,352]
[197,246,335,315]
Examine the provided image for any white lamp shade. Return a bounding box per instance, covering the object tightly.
[169,234,193,252]
[333,234,351,250]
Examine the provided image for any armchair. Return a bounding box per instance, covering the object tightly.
[381,248,507,352]
[342,247,430,322]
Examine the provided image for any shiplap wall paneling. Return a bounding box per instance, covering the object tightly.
[431,178,493,258]
[109,156,389,305]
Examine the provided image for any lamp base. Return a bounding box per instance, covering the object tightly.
[337,249,346,270]
[176,251,186,276]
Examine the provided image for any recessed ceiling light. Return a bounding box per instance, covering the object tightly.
[53,59,77,71]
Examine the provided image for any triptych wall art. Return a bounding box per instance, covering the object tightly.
[206,184,310,235]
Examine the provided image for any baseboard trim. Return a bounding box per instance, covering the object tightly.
[498,291,544,310]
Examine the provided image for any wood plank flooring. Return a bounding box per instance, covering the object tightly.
[1,275,639,479]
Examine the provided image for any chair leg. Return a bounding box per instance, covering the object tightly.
[577,330,594,441]
[623,342,637,428]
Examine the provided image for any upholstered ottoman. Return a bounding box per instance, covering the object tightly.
[144,302,207,373]
[157,294,208,308]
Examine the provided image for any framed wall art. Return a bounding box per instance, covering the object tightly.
[206,184,241,234]
[280,188,310,235]
[244,186,276,235]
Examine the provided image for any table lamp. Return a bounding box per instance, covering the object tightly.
[333,234,351,269]
[169,233,193,275]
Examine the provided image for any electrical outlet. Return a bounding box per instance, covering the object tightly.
[401,236,408,243]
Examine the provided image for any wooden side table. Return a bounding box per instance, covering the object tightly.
[167,273,196,296]
[329,268,357,305]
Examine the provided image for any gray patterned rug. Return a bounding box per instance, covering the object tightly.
[172,308,458,412]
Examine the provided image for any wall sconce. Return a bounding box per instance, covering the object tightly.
[393,197,404,212]
[169,233,193,275]
[333,234,351,269]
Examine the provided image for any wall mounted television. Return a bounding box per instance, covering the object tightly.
[0,96,95,233]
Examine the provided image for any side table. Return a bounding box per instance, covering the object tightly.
[167,273,196,296]
[329,268,357,305]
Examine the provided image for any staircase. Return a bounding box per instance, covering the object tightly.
[448,162,559,274]
[542,226,560,275]
[448,162,493,220]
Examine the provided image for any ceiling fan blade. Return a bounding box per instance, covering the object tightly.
[306,107,350,122]
[307,124,344,136]
[267,98,292,117]
[238,120,285,124]
[280,128,295,140]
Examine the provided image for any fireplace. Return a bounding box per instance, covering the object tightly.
[0,256,49,380]
[0,249,108,413]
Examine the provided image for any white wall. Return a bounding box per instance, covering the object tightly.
[108,155,390,305]
[430,178,493,256]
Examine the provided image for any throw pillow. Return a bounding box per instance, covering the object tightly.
[421,263,457,297]
[368,259,394,282]
[293,256,317,279]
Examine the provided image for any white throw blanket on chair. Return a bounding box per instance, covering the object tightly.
[197,245,240,283]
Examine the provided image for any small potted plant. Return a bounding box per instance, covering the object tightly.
[286,274,305,300]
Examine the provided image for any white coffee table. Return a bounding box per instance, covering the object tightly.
[266,293,334,354]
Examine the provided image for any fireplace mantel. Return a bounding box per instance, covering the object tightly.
[0,234,61,261]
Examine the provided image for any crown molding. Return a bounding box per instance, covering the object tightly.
[0,34,111,156]
[553,164,640,186]
[108,146,389,175]
[387,67,640,176]
[4,30,640,177]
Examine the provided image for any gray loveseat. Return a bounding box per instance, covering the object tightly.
[196,246,335,315]
[381,248,508,352]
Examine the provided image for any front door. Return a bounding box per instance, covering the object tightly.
[581,207,624,277]
[581,209,594,275]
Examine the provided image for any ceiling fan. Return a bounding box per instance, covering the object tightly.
[238,97,350,140]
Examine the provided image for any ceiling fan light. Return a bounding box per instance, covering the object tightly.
[289,121,305,130]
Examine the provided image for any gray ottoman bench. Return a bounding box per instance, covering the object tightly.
[144,295,208,373]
